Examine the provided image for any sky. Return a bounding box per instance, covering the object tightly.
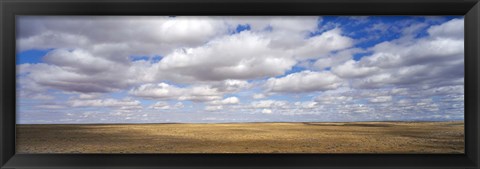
[16,16,464,124]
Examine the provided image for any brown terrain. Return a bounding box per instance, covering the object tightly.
[16,121,464,153]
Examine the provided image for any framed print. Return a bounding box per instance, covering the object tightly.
[14,15,466,154]
[1,0,479,168]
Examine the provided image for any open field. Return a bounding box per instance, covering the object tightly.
[16,121,464,153]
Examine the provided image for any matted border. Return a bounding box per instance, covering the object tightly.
[1,0,479,168]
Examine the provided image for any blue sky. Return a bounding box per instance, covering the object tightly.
[16,16,464,124]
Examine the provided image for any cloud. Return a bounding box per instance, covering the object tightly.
[157,31,297,81]
[252,93,266,99]
[43,49,117,75]
[17,16,230,56]
[16,49,147,93]
[17,16,353,95]
[208,97,240,105]
[311,48,362,70]
[68,98,142,110]
[261,109,273,114]
[294,101,318,109]
[35,104,67,109]
[251,100,289,109]
[225,16,321,49]
[129,83,223,102]
[150,101,184,110]
[332,18,464,89]
[427,18,464,40]
[128,80,249,103]
[150,102,171,110]
[265,70,343,93]
[294,28,354,60]
[19,63,124,93]
[315,95,353,104]
[368,96,392,103]
[212,80,250,92]
[129,83,185,100]
[205,105,224,111]
[77,93,103,99]
[331,60,378,78]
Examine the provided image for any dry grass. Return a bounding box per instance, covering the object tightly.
[16,121,464,153]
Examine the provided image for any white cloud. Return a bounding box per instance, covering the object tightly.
[252,93,266,99]
[294,101,318,109]
[315,95,353,104]
[251,100,289,109]
[20,63,127,93]
[368,96,392,103]
[150,102,171,110]
[157,31,297,81]
[68,98,142,110]
[266,70,343,93]
[333,18,464,90]
[17,16,230,56]
[205,105,223,111]
[332,60,378,78]
[35,104,67,109]
[17,16,353,95]
[129,83,223,102]
[43,49,116,75]
[294,28,354,60]
[311,48,362,70]
[225,16,321,49]
[213,80,250,92]
[77,93,102,99]
[208,97,240,105]
[261,109,272,114]
[427,18,464,40]
[129,83,185,100]
[149,102,184,110]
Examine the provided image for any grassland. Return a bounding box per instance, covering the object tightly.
[16,121,464,153]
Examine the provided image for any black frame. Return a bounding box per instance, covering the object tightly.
[1,0,479,168]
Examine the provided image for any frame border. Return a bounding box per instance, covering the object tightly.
[1,0,479,168]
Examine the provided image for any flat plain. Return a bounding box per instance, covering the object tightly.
[16,121,464,153]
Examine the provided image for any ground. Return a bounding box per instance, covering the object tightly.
[16,121,464,153]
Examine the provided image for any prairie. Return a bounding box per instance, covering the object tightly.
[16,121,464,153]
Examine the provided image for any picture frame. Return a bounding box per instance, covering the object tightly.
[1,0,479,168]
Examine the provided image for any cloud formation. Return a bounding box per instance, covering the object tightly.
[16,16,464,124]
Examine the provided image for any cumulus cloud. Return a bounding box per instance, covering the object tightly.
[17,16,355,96]
[332,60,378,78]
[251,100,289,109]
[294,101,318,109]
[129,83,222,102]
[213,80,250,92]
[150,102,171,110]
[265,70,343,93]
[311,48,362,70]
[252,94,266,99]
[294,28,354,60]
[157,31,297,81]
[68,98,142,110]
[332,18,464,90]
[17,16,230,56]
[208,97,240,105]
[315,95,353,104]
[427,18,464,40]
[205,105,224,111]
[261,109,273,114]
[150,101,184,110]
[368,96,392,103]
